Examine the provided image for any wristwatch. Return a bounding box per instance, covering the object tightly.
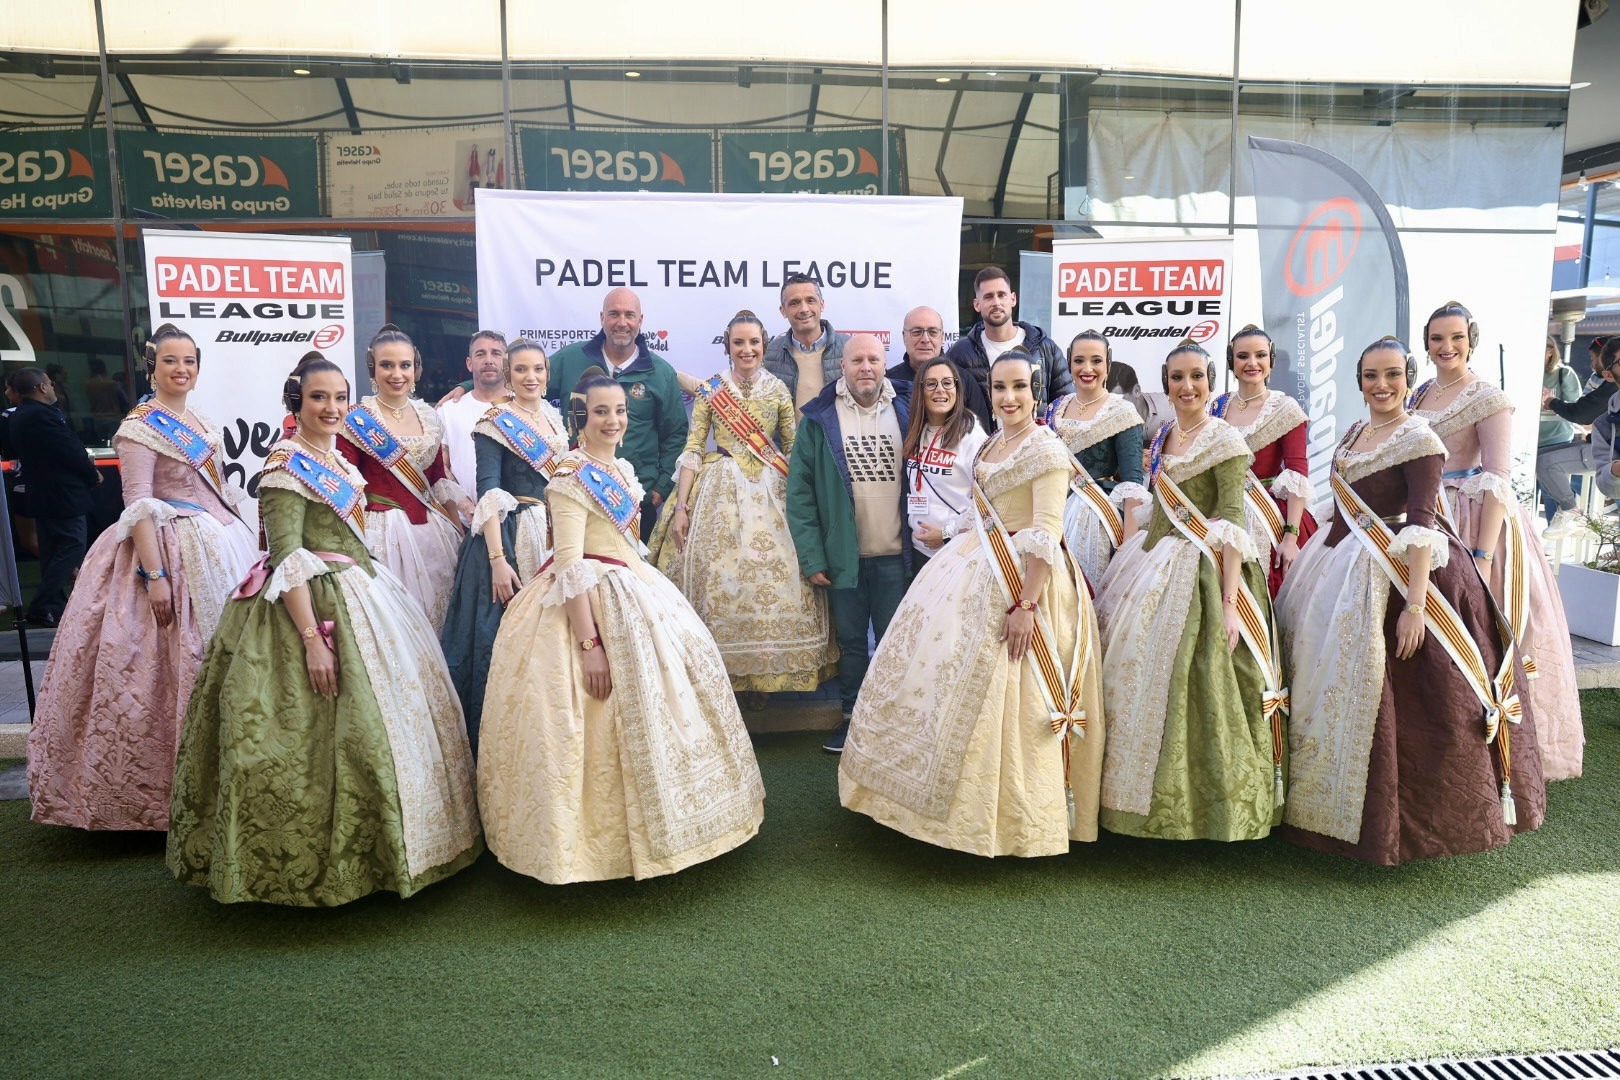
[579,635,602,651]
[1006,598,1037,614]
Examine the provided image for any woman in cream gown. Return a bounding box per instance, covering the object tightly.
[1411,300,1582,781]
[651,311,838,693]
[478,371,765,883]
[840,350,1105,857]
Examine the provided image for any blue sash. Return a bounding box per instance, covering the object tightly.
[140,408,212,469]
[1408,378,1436,411]
[343,405,406,467]
[568,459,640,537]
[489,409,561,477]
[277,448,367,541]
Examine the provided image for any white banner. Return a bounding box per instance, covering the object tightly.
[142,229,355,516]
[1050,235,1234,389]
[475,190,963,378]
[328,125,507,219]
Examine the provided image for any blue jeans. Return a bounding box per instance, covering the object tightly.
[827,554,907,715]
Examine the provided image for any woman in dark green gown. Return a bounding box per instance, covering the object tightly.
[439,341,568,751]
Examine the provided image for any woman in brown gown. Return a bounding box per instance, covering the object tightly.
[1274,338,1545,865]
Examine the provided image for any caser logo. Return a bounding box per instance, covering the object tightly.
[1285,196,1361,298]
[548,149,691,187]
[745,146,881,184]
[137,150,295,190]
[336,145,382,159]
[0,148,95,186]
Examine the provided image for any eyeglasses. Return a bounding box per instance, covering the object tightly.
[920,378,957,391]
[905,327,944,340]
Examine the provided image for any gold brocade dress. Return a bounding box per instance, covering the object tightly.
[649,370,838,691]
[477,452,766,883]
[839,428,1106,856]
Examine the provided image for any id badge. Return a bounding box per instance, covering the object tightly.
[907,493,930,517]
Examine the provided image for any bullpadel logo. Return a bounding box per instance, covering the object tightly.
[1285,196,1362,298]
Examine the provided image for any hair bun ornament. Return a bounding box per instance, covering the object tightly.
[734,308,756,320]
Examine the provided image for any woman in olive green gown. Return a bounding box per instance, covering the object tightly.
[1093,341,1283,841]
[167,360,481,906]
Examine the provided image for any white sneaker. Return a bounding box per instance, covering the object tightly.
[1543,509,1586,540]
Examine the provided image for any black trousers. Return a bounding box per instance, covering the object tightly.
[29,514,88,621]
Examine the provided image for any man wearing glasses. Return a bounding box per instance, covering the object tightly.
[885,306,989,421]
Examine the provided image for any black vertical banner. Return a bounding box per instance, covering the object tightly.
[1248,137,1409,481]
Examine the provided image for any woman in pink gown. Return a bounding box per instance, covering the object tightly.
[1411,300,1583,781]
[27,325,259,830]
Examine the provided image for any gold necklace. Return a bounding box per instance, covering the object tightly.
[376,395,411,421]
[1070,391,1107,416]
[581,445,619,472]
[1001,415,1037,443]
[730,366,759,398]
[1434,371,1470,394]
[1175,414,1211,439]
[1236,387,1268,406]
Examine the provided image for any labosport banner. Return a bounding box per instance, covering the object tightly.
[516,128,714,193]
[1049,235,1233,383]
[0,129,112,218]
[475,190,963,376]
[1248,137,1409,484]
[142,229,354,513]
[327,125,507,218]
[720,129,906,195]
[120,132,320,219]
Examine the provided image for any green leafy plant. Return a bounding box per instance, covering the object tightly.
[1578,511,1620,573]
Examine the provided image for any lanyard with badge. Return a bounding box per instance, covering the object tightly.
[907,427,959,518]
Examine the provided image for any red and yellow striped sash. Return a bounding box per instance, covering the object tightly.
[699,376,790,478]
[1066,459,1126,548]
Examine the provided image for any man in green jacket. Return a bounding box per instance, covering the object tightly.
[547,287,689,540]
[786,334,912,753]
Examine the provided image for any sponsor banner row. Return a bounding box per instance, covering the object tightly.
[1,126,906,220]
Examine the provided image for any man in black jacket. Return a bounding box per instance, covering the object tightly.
[884,304,990,422]
[8,367,101,625]
[944,265,1073,430]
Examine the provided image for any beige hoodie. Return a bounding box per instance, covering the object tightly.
[833,376,904,557]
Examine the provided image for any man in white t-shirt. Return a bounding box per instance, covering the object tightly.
[944,265,1073,430]
[438,330,509,503]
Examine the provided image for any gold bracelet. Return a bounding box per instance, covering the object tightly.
[1406,603,1425,614]
[1222,593,1238,606]
[488,549,507,562]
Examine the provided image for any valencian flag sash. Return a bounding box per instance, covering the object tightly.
[553,457,641,539]
[1042,397,1127,547]
[968,439,1091,829]
[1408,379,1538,683]
[341,404,453,522]
[265,446,368,544]
[1331,455,1520,824]
[1151,446,1289,806]
[485,407,562,478]
[697,374,790,477]
[130,403,236,512]
[1210,393,1289,547]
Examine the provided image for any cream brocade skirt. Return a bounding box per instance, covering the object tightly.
[657,457,838,692]
[477,560,765,883]
[1062,491,1119,589]
[839,530,1105,857]
[363,506,462,632]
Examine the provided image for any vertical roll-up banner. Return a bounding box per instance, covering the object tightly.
[142,229,355,521]
[1248,137,1410,483]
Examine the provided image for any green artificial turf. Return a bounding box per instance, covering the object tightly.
[3,696,1618,1080]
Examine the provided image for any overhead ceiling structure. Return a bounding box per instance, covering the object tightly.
[0,0,1589,222]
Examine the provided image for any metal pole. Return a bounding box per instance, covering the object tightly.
[1579,179,1600,288]
[14,617,33,718]
[500,0,514,191]
[880,0,890,196]
[91,0,140,405]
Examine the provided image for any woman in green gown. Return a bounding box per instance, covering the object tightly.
[1093,340,1285,841]
[168,359,482,906]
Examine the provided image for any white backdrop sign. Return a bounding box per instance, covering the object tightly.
[1049,235,1234,387]
[142,228,355,515]
[475,190,963,378]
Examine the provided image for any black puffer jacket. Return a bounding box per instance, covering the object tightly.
[944,320,1073,431]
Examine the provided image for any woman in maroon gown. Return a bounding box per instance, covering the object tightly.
[1275,337,1545,865]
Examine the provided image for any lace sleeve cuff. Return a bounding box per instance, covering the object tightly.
[1387,525,1451,569]
[675,450,705,478]
[264,548,337,603]
[115,497,178,542]
[1455,470,1515,509]
[941,508,976,541]
[539,558,607,606]
[1110,481,1150,508]
[1268,469,1315,503]
[1204,518,1261,561]
[431,477,470,505]
[1012,527,1062,566]
[1132,501,1154,528]
[470,489,518,535]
